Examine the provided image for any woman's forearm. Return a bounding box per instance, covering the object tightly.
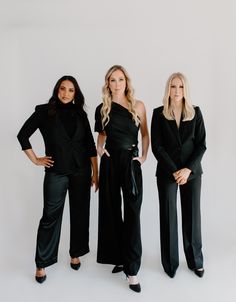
[141,133,149,160]
[90,156,98,176]
[24,148,38,164]
[23,149,54,167]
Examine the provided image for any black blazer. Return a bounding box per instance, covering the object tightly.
[17,104,97,173]
[151,106,206,180]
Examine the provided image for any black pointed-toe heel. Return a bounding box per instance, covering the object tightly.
[194,268,204,278]
[112,265,123,273]
[166,270,176,278]
[129,283,141,293]
[35,268,46,284]
[125,274,141,293]
[35,275,47,284]
[70,262,81,270]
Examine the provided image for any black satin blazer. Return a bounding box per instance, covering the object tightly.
[151,106,206,180]
[17,104,97,174]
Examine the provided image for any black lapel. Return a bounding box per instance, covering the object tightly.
[179,119,192,143]
[169,120,182,145]
[54,114,70,140]
[54,112,81,140]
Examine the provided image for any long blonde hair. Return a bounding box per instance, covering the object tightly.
[163,72,195,121]
[101,65,140,128]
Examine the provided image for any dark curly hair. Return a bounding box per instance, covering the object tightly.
[48,75,86,117]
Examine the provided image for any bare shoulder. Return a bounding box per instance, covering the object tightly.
[135,100,146,114]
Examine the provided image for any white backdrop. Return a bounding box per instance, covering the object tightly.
[1,0,236,301]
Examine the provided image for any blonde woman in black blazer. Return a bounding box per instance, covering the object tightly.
[151,73,206,278]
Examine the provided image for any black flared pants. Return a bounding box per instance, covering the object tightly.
[97,148,143,275]
[35,169,91,268]
[157,175,203,276]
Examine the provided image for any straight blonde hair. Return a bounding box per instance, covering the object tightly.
[163,72,195,121]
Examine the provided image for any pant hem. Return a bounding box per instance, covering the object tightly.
[70,248,90,258]
[36,258,57,268]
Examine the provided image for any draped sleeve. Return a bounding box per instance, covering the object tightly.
[94,103,103,133]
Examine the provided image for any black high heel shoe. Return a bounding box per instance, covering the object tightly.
[194,268,204,278]
[125,273,141,293]
[129,283,141,293]
[70,262,81,270]
[35,268,46,284]
[35,275,47,283]
[165,270,176,278]
[112,265,123,273]
[70,258,81,270]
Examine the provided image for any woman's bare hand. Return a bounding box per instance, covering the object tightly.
[132,156,145,165]
[35,156,54,168]
[173,168,191,185]
[97,146,110,157]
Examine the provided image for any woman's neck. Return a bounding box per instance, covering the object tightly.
[170,100,183,111]
[112,95,129,108]
[112,95,127,103]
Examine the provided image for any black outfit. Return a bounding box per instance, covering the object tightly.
[95,102,143,276]
[151,106,206,277]
[17,101,97,268]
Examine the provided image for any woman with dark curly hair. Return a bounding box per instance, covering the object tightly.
[17,75,98,283]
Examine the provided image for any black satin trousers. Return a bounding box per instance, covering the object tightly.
[157,175,203,276]
[97,147,143,276]
[35,169,91,268]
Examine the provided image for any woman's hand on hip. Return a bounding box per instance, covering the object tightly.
[35,156,54,168]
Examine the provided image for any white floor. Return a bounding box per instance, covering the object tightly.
[2,223,236,302]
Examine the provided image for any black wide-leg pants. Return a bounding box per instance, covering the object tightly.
[157,175,203,276]
[35,169,91,268]
[97,148,143,276]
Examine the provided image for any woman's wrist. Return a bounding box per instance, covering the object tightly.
[97,146,104,157]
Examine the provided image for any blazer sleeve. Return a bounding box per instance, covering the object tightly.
[151,108,178,174]
[185,107,207,173]
[17,106,41,150]
[84,115,97,158]
[94,104,103,133]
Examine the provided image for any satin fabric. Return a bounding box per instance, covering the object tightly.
[35,170,91,268]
